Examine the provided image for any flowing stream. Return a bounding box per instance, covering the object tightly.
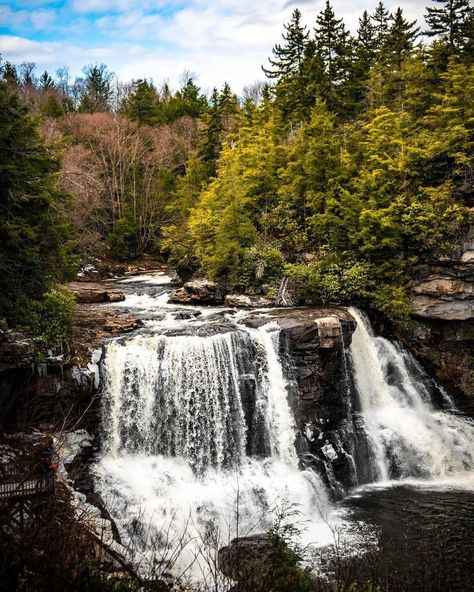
[94,273,474,585]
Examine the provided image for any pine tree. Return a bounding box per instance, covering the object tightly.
[80,63,113,113]
[315,1,350,81]
[174,76,207,118]
[425,0,471,54]
[0,82,68,326]
[314,1,353,109]
[2,61,19,85]
[122,79,160,125]
[39,70,54,90]
[372,2,392,50]
[263,9,309,80]
[200,88,224,178]
[383,8,420,70]
[357,10,378,71]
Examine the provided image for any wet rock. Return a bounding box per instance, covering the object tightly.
[218,535,273,580]
[225,294,273,308]
[68,282,125,304]
[172,310,202,320]
[0,332,35,371]
[275,309,359,496]
[73,305,142,357]
[169,279,226,305]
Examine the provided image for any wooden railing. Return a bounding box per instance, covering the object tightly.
[0,473,55,501]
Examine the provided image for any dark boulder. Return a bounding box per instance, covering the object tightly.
[169,278,226,305]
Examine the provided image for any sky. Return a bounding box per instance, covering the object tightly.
[0,0,429,94]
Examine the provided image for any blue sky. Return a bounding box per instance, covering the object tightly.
[0,1,428,93]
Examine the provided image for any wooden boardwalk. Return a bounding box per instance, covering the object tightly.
[0,474,55,501]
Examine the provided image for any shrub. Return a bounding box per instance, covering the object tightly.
[108,215,140,260]
[240,244,286,287]
[286,257,372,305]
[14,286,76,346]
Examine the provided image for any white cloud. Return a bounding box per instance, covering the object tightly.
[0,1,429,93]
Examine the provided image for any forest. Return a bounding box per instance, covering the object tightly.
[1,0,473,340]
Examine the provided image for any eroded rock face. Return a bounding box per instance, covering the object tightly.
[68,282,125,304]
[276,312,359,497]
[169,278,226,305]
[401,222,474,404]
[412,223,474,322]
[412,275,473,321]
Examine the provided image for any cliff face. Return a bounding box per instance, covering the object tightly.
[272,311,361,497]
[400,222,473,412]
[0,282,142,432]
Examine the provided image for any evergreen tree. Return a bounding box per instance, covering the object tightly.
[122,79,160,125]
[372,2,392,50]
[39,70,54,89]
[263,9,309,80]
[383,8,420,70]
[80,63,113,113]
[2,61,19,85]
[314,1,353,110]
[200,88,224,178]
[0,82,69,327]
[357,10,378,71]
[425,0,471,54]
[174,75,208,118]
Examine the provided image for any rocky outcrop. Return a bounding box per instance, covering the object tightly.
[402,222,474,406]
[73,305,141,355]
[169,278,226,305]
[412,222,473,322]
[225,294,273,308]
[217,535,315,590]
[68,282,125,304]
[272,310,359,496]
[0,332,36,372]
[218,535,274,581]
[412,275,473,321]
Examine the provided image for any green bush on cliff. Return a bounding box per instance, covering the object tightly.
[13,286,76,346]
[286,257,372,304]
[240,244,286,288]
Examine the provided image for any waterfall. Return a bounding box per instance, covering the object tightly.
[101,325,300,472]
[96,323,334,577]
[348,307,474,483]
[102,332,247,472]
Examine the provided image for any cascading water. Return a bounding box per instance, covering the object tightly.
[96,321,334,577]
[348,307,474,484]
[94,273,474,585]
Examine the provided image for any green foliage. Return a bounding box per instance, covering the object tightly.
[286,257,372,305]
[240,244,286,287]
[121,79,160,125]
[0,81,73,333]
[79,63,114,113]
[41,93,66,118]
[11,286,76,346]
[183,42,471,324]
[108,215,141,260]
[122,76,208,126]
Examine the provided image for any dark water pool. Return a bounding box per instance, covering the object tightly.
[341,485,474,592]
